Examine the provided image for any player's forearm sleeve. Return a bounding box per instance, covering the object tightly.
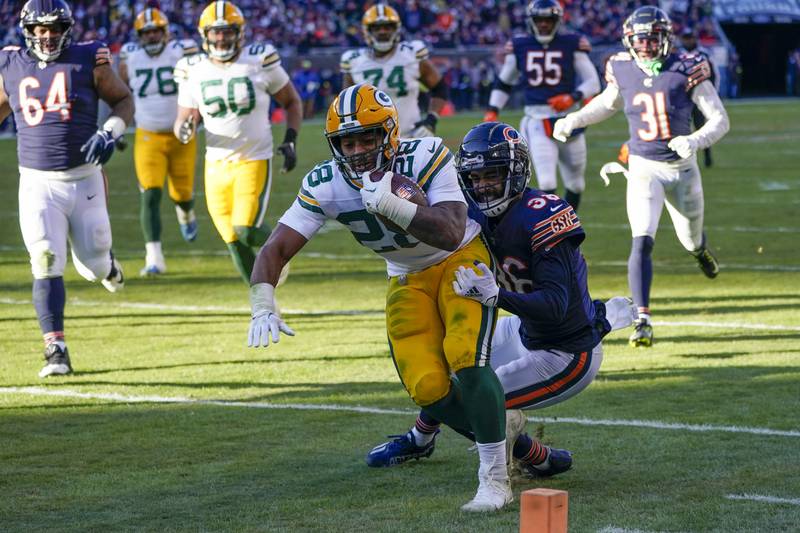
[689,81,729,149]
[573,52,601,98]
[569,84,622,128]
[496,246,571,322]
[489,88,510,110]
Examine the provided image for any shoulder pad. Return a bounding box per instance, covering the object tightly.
[340,48,360,70]
[245,42,280,69]
[525,197,583,252]
[119,42,139,60]
[409,137,453,192]
[406,40,429,59]
[604,53,629,86]
[1,45,21,51]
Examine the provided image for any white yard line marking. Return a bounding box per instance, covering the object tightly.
[1,387,798,439]
[725,494,800,506]
[598,528,664,533]
[1,297,798,331]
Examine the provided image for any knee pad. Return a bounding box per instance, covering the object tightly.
[631,235,654,258]
[29,242,65,278]
[409,371,451,406]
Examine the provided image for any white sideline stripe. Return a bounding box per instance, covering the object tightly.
[1,387,799,439]
[1,297,799,331]
[725,494,800,506]
[598,528,663,533]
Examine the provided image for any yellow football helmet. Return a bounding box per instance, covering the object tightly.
[325,84,400,180]
[362,4,401,53]
[134,7,169,56]
[198,1,245,61]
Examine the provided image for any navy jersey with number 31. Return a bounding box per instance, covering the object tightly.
[0,41,110,171]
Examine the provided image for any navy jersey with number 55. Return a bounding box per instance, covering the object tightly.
[469,189,610,353]
[605,51,711,161]
[0,41,110,171]
[509,32,591,106]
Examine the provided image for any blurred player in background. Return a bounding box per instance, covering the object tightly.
[679,26,719,168]
[367,122,636,481]
[119,7,200,277]
[341,3,448,137]
[248,84,513,513]
[0,0,131,377]
[553,7,729,347]
[174,1,302,283]
[484,0,600,211]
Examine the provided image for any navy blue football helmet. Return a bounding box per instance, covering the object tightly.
[20,0,74,62]
[526,0,563,44]
[456,122,530,217]
[623,6,672,65]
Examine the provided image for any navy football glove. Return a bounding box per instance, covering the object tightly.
[81,130,117,166]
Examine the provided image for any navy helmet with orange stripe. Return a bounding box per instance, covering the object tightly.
[456,122,530,217]
[19,0,74,62]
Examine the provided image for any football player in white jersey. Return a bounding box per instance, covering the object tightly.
[119,7,200,277]
[340,3,448,138]
[173,1,302,283]
[248,84,513,512]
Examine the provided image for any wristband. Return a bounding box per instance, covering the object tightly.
[380,194,418,230]
[102,116,126,139]
[250,282,276,316]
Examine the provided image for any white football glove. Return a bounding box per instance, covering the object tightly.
[178,115,196,145]
[667,135,698,159]
[599,161,629,187]
[359,171,394,214]
[452,262,499,307]
[552,115,577,143]
[604,296,638,331]
[248,283,295,347]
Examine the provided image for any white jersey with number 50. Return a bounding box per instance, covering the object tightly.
[120,39,198,132]
[279,136,480,276]
[175,43,290,162]
[340,40,428,136]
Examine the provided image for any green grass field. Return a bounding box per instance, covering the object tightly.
[1,102,799,532]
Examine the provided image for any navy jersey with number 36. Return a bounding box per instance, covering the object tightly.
[605,51,711,161]
[509,32,591,106]
[469,189,608,353]
[0,41,110,171]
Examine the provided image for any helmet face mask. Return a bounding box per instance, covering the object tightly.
[135,7,169,56]
[20,0,74,62]
[362,4,401,54]
[198,1,245,62]
[139,27,167,56]
[526,0,563,44]
[325,84,399,181]
[623,7,673,67]
[456,122,530,217]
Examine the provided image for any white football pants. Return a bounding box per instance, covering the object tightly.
[626,154,705,252]
[18,167,114,280]
[490,315,603,410]
[520,115,587,193]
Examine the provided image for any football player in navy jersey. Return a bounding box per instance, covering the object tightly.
[483,0,600,211]
[366,122,637,487]
[0,0,133,377]
[553,6,729,347]
[679,26,720,168]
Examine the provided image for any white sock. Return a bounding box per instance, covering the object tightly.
[175,205,195,225]
[145,241,164,266]
[638,312,651,324]
[411,427,436,447]
[476,440,508,481]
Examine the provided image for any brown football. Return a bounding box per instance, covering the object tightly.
[368,171,428,233]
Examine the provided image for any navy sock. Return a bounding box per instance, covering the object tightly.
[512,432,548,464]
[33,277,65,337]
[628,236,654,312]
[564,190,581,211]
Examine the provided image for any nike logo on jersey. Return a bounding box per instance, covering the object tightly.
[550,205,560,212]
[428,144,436,153]
[87,194,97,200]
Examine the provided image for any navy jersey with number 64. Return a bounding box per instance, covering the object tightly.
[0,41,110,171]
[605,51,711,161]
[469,189,610,353]
[509,32,591,106]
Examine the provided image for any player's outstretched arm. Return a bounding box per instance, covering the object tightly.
[553,84,621,142]
[94,63,133,126]
[248,224,308,348]
[0,85,11,123]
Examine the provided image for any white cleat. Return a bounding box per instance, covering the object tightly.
[101,256,125,293]
[461,467,513,513]
[505,409,527,475]
[139,263,166,277]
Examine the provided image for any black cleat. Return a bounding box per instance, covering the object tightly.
[39,343,72,378]
[694,247,720,279]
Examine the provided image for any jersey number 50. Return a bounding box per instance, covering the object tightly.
[526,51,562,87]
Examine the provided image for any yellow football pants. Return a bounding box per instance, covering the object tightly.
[386,236,497,407]
[134,128,197,202]
[204,158,272,243]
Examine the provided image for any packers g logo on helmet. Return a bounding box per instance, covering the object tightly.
[362,3,401,54]
[198,1,245,62]
[325,84,400,180]
[134,7,169,56]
